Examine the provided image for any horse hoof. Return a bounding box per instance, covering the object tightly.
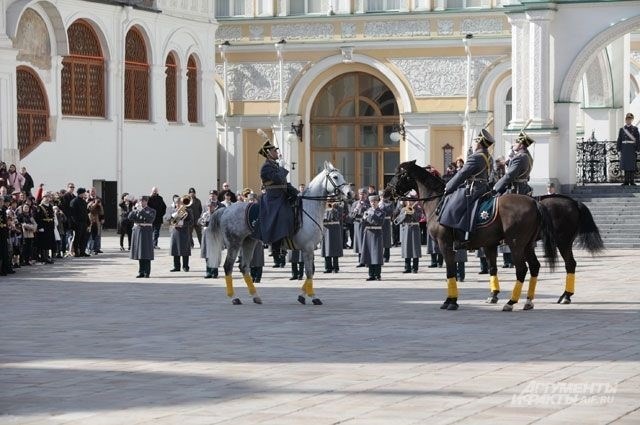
[253,296,262,304]
[297,295,306,305]
[562,297,572,305]
[446,302,459,311]
[502,303,513,312]
[312,298,323,305]
[440,298,451,309]
[523,300,534,310]
[231,298,242,305]
[486,295,499,304]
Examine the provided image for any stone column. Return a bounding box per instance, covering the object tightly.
[507,13,528,129]
[608,34,631,128]
[526,9,555,128]
[0,45,18,164]
[179,68,188,124]
[402,114,429,167]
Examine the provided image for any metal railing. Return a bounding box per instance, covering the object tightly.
[576,133,638,184]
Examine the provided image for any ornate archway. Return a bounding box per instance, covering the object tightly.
[16,66,49,158]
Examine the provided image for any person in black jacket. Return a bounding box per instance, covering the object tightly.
[20,167,34,196]
[147,187,167,249]
[69,188,90,257]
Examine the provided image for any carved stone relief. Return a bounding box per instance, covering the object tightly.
[216,26,243,42]
[364,20,429,38]
[391,56,497,97]
[341,23,356,39]
[249,25,264,40]
[13,9,51,70]
[216,61,308,101]
[461,18,503,34]
[271,23,334,41]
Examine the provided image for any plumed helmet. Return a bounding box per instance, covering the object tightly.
[476,129,495,148]
[258,140,278,158]
[516,131,535,147]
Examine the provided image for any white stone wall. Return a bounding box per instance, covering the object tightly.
[2,0,218,201]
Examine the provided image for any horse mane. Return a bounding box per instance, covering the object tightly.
[403,161,446,193]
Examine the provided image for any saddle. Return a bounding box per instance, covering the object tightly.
[244,198,304,244]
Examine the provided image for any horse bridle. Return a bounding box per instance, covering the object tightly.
[392,170,444,202]
[299,169,347,201]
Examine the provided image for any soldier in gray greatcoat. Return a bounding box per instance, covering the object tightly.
[380,190,394,263]
[349,188,370,266]
[169,196,193,272]
[617,112,640,186]
[321,201,344,273]
[129,196,156,278]
[493,131,535,195]
[439,129,494,249]
[395,201,423,273]
[361,195,385,281]
[200,199,224,279]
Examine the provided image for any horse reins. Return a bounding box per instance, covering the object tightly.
[298,170,348,232]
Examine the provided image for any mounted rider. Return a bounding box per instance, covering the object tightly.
[493,131,535,196]
[258,138,299,246]
[438,129,494,248]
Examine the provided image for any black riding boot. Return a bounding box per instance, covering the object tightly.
[182,256,189,272]
[502,252,513,268]
[297,262,304,279]
[428,253,438,268]
[290,262,299,280]
[366,265,376,281]
[403,258,412,273]
[456,262,465,282]
[204,267,213,278]
[479,257,489,274]
[412,258,419,273]
[332,256,339,273]
[384,247,390,263]
[324,257,332,273]
[437,254,444,267]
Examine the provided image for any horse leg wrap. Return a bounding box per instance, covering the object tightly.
[489,275,500,293]
[304,278,314,296]
[225,275,234,298]
[243,274,257,295]
[510,281,523,303]
[300,281,308,295]
[565,273,575,294]
[526,276,538,300]
[447,277,458,298]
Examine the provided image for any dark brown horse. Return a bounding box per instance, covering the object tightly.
[387,160,557,311]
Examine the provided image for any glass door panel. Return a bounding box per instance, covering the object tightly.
[360,152,379,189]
[337,151,356,185]
[312,125,332,148]
[312,152,333,176]
[383,151,400,188]
[336,125,355,148]
[361,125,378,147]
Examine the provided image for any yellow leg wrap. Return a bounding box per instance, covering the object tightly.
[243,274,257,295]
[447,278,458,298]
[490,275,500,293]
[565,273,576,294]
[304,278,314,296]
[300,281,308,294]
[527,276,538,300]
[510,281,524,303]
[225,275,234,298]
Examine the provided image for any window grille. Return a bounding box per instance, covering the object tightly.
[187,55,198,123]
[124,28,149,120]
[61,20,105,117]
[16,67,49,157]
[165,53,177,122]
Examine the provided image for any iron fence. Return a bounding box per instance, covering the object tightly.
[576,136,638,184]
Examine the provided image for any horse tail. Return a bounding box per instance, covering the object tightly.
[536,201,558,272]
[576,201,605,254]
[210,208,225,248]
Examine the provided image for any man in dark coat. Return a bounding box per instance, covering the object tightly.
[0,196,13,275]
[69,187,90,257]
[438,129,494,247]
[493,131,535,195]
[187,187,203,247]
[361,195,385,281]
[148,187,167,248]
[617,112,640,186]
[321,202,344,273]
[35,192,56,263]
[169,196,193,272]
[258,139,298,246]
[129,196,156,278]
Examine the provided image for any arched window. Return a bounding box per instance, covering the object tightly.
[187,54,198,123]
[165,53,178,122]
[61,20,105,117]
[124,27,149,120]
[311,72,400,190]
[16,67,49,157]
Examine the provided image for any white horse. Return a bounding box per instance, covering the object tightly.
[210,161,352,305]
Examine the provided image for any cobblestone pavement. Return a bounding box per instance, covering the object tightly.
[1,233,639,424]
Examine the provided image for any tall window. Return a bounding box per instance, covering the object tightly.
[446,0,484,8]
[291,0,323,15]
[366,0,401,11]
[215,0,245,17]
[187,55,198,123]
[165,53,177,122]
[16,67,49,157]
[124,28,149,120]
[61,20,105,117]
[311,72,400,190]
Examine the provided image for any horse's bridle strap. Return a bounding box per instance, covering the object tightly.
[400,194,443,202]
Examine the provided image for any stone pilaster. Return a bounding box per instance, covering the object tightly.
[507,13,528,130]
[0,45,18,163]
[526,9,555,128]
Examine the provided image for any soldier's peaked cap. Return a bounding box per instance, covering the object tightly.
[476,129,495,147]
[258,140,278,158]
[517,131,535,147]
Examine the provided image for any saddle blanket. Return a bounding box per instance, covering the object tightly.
[474,196,499,228]
[244,201,303,247]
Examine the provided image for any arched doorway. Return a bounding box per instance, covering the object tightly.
[16,66,50,158]
[310,72,400,190]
